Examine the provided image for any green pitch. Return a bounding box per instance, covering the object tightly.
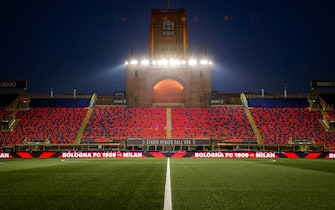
[1,158,335,210]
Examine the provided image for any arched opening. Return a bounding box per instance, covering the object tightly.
[152,79,185,105]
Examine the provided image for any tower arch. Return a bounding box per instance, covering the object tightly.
[152,79,185,105]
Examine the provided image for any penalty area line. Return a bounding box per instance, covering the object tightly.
[164,158,172,210]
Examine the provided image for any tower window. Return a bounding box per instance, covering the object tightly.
[163,20,175,36]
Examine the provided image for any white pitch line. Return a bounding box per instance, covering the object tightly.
[163,158,172,210]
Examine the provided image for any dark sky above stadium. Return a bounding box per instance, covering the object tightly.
[1,0,335,95]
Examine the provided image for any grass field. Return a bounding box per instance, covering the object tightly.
[1,158,335,210]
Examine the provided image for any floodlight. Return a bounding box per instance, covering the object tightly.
[188,59,197,66]
[125,56,212,67]
[170,59,180,66]
[130,60,138,65]
[162,59,168,66]
[141,59,149,65]
[200,59,208,65]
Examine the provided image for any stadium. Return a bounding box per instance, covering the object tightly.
[1,6,335,210]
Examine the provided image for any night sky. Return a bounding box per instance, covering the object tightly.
[1,0,335,95]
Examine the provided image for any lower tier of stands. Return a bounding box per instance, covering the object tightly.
[82,107,167,142]
[83,107,255,142]
[1,107,335,149]
[171,107,255,140]
[0,108,13,118]
[0,107,87,145]
[250,107,335,147]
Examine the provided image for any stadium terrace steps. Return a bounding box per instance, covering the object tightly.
[166,108,172,139]
[243,107,263,144]
[74,107,94,144]
[321,110,335,132]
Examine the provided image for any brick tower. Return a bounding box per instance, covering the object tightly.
[126,8,211,107]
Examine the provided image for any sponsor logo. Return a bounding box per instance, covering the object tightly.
[0,81,27,89]
[0,153,10,158]
[194,152,276,158]
[195,152,250,158]
[0,81,17,88]
[256,152,276,158]
[61,152,143,158]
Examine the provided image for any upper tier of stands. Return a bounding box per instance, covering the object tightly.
[29,98,91,107]
[247,98,309,108]
[319,93,335,107]
[0,94,18,107]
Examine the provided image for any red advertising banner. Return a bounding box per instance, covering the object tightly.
[1,151,334,159]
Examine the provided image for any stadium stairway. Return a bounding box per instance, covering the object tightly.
[319,109,335,132]
[320,109,330,119]
[9,109,20,131]
[9,109,19,118]
[166,108,172,139]
[319,110,330,131]
[74,107,94,144]
[243,107,264,144]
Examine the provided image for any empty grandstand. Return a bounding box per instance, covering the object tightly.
[1,7,334,153]
[1,89,334,152]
